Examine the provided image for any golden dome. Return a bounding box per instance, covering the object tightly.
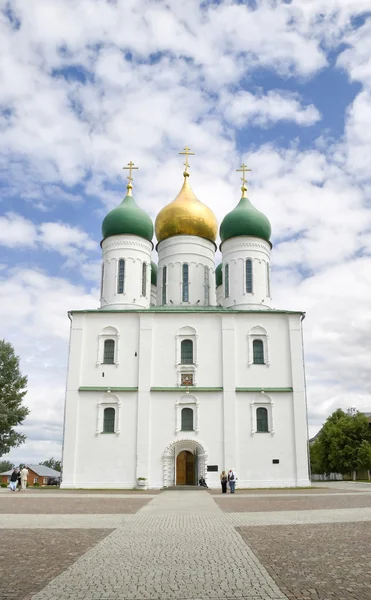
[155,174,218,244]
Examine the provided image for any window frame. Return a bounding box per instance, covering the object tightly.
[247,326,270,368]
[181,339,194,365]
[103,406,116,433]
[162,266,167,305]
[252,339,265,365]
[117,259,125,294]
[246,259,253,294]
[224,263,229,298]
[103,339,115,365]
[97,327,120,367]
[181,407,194,431]
[250,394,274,436]
[96,394,121,436]
[141,262,147,297]
[256,407,269,432]
[175,394,199,433]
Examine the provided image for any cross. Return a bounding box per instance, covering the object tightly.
[123,161,139,185]
[179,146,195,175]
[236,163,251,188]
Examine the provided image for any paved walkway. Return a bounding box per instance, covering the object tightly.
[31,491,287,600]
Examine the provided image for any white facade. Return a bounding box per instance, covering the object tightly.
[61,307,310,489]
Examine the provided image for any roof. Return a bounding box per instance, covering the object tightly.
[0,464,60,477]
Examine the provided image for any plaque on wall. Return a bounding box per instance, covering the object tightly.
[207,465,218,472]
[181,373,194,386]
[272,459,280,464]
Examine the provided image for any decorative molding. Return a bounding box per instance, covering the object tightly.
[96,393,121,436]
[151,387,223,392]
[70,308,305,315]
[103,239,152,252]
[236,387,293,392]
[247,326,270,367]
[175,395,200,433]
[162,438,208,488]
[250,393,274,436]
[79,387,138,392]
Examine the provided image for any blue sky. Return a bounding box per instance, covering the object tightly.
[1,0,371,465]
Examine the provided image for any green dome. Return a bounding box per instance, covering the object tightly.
[102,194,153,242]
[215,263,223,287]
[220,196,271,244]
[151,262,157,286]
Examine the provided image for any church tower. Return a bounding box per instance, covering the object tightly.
[100,163,154,310]
[219,164,272,310]
[155,148,218,307]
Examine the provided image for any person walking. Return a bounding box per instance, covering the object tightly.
[16,468,22,491]
[228,469,237,494]
[20,466,29,491]
[9,468,18,492]
[220,470,228,494]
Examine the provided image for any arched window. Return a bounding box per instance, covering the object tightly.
[182,263,189,302]
[142,262,147,297]
[117,259,125,294]
[181,339,193,364]
[266,263,271,297]
[103,339,115,364]
[246,259,253,293]
[256,407,268,432]
[103,407,115,433]
[253,339,264,364]
[225,264,229,298]
[181,407,194,431]
[162,266,167,304]
[100,263,105,298]
[204,266,209,304]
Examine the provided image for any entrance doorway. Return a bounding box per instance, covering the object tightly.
[176,450,195,485]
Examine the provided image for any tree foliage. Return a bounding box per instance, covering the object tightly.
[40,458,61,472]
[0,340,29,457]
[310,409,371,476]
[0,460,14,473]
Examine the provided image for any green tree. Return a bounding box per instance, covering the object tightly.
[309,441,325,475]
[357,440,371,481]
[0,340,29,456]
[0,460,14,473]
[40,458,61,472]
[312,409,371,479]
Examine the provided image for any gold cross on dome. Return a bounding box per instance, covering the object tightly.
[123,161,139,187]
[179,146,195,175]
[236,163,252,188]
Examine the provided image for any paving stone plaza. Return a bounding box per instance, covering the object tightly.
[2,482,371,600]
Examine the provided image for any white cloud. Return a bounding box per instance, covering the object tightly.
[221,90,321,128]
[0,213,37,248]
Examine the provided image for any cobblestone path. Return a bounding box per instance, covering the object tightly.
[31,491,287,600]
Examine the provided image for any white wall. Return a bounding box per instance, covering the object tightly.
[61,309,310,488]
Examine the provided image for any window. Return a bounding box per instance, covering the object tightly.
[103,339,115,364]
[181,407,194,431]
[117,259,125,294]
[100,263,104,298]
[182,263,189,302]
[225,264,229,298]
[181,339,193,364]
[266,263,271,297]
[162,266,167,304]
[253,339,264,364]
[246,259,253,293]
[204,266,209,304]
[43,478,48,484]
[142,262,147,296]
[34,477,38,484]
[103,407,115,433]
[256,407,269,432]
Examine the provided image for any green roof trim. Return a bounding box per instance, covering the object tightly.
[151,387,223,392]
[70,308,304,315]
[79,387,138,392]
[215,263,223,287]
[220,196,271,244]
[101,194,154,243]
[235,387,293,392]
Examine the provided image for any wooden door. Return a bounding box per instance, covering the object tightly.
[176,451,195,485]
[176,451,187,485]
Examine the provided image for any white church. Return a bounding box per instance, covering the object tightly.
[61,149,310,489]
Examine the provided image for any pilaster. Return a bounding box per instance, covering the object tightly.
[221,315,237,473]
[135,314,153,481]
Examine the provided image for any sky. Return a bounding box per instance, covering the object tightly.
[1,0,371,466]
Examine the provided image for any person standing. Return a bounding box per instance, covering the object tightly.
[9,468,18,492]
[20,466,29,491]
[220,470,228,494]
[228,469,237,494]
[16,468,21,491]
